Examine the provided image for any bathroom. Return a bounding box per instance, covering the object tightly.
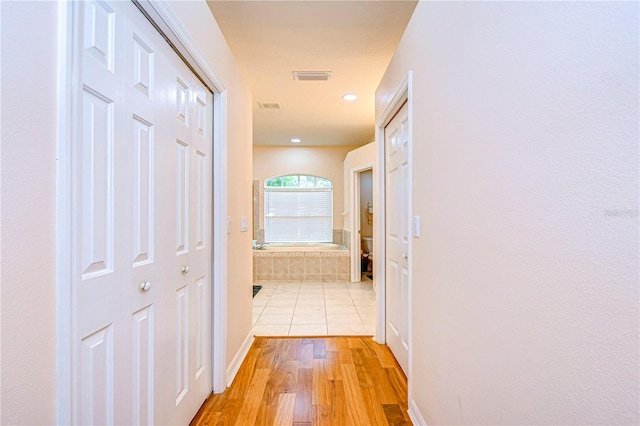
[251,143,377,336]
[358,168,374,281]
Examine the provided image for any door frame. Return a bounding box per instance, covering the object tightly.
[55,1,229,422]
[349,163,374,283]
[374,71,412,384]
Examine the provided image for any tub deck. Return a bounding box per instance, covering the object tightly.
[253,243,350,281]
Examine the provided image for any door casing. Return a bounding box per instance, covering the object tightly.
[374,70,413,394]
[55,1,229,422]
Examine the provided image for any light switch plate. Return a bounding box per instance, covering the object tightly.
[413,216,420,237]
[240,217,248,232]
[227,216,231,234]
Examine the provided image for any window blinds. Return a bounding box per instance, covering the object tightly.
[264,189,333,243]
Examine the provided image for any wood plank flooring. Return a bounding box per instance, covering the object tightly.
[190,337,412,426]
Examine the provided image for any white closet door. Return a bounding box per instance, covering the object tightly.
[72,2,212,424]
[385,101,410,374]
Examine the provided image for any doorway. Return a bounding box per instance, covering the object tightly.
[353,168,374,283]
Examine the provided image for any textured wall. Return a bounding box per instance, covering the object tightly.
[378,1,639,424]
[1,2,58,423]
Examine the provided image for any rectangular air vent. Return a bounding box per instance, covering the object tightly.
[257,102,282,110]
[293,71,332,81]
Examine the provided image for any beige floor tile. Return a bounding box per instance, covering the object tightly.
[327,324,369,335]
[353,299,376,308]
[257,313,293,325]
[323,291,351,300]
[325,304,359,314]
[272,290,299,299]
[359,311,376,324]
[262,306,295,315]
[266,298,297,307]
[349,290,376,300]
[323,297,355,306]
[297,288,325,295]
[292,313,327,325]
[326,313,362,325]
[252,295,271,307]
[253,324,290,336]
[295,298,326,307]
[294,305,325,315]
[289,324,327,336]
[354,308,376,318]
[347,283,373,291]
[297,292,324,300]
[364,324,376,334]
[299,282,324,288]
[252,278,376,336]
[323,282,347,289]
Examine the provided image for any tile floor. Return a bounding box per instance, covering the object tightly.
[252,278,376,336]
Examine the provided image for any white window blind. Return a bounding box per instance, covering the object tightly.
[264,189,333,243]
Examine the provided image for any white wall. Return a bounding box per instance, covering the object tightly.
[343,142,376,232]
[0,0,253,422]
[377,1,639,424]
[167,0,254,381]
[253,146,356,231]
[1,2,58,423]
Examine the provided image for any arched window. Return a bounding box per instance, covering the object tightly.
[264,175,333,243]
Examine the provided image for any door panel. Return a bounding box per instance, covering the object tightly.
[176,140,190,255]
[132,116,154,266]
[79,324,114,425]
[385,101,410,374]
[72,2,212,424]
[132,305,154,425]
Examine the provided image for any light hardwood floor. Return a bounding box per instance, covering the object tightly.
[190,337,411,426]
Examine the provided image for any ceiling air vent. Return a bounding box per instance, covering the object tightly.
[257,102,282,110]
[293,71,332,81]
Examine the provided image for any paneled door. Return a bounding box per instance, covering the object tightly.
[71,1,212,424]
[385,101,409,374]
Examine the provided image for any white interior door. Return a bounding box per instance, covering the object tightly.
[71,1,212,424]
[385,101,410,374]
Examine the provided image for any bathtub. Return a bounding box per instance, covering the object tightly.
[261,243,345,251]
[253,243,350,281]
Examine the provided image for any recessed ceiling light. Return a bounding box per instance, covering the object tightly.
[290,138,302,143]
[342,93,358,101]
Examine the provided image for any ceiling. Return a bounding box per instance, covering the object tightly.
[206,0,418,147]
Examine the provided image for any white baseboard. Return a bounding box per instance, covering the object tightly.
[408,398,427,426]
[225,328,255,388]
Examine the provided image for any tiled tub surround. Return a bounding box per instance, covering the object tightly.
[254,249,350,281]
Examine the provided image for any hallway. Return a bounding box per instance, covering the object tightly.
[190,337,411,425]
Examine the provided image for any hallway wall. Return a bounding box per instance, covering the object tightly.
[378,1,639,424]
[1,2,58,423]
